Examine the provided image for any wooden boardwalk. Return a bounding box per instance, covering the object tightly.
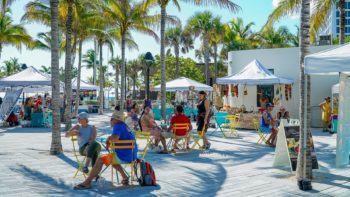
[0,113,349,196]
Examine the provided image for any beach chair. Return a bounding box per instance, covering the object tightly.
[169,123,191,153]
[135,131,152,159]
[252,119,268,145]
[191,125,206,150]
[110,139,136,186]
[70,135,87,178]
[289,119,300,125]
[225,114,240,137]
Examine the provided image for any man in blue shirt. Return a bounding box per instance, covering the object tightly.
[74,112,138,189]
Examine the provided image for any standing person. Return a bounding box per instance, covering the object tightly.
[24,97,34,120]
[125,95,133,112]
[65,112,101,173]
[319,97,331,132]
[140,105,168,154]
[73,112,138,189]
[196,91,211,150]
[260,103,277,146]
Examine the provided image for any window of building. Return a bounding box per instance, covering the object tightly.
[337,27,340,33]
[337,10,340,17]
[337,19,339,25]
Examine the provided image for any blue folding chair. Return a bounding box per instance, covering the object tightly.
[31,112,44,127]
[152,108,161,120]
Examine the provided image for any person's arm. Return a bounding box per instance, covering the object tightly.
[89,126,97,142]
[65,125,80,137]
[263,112,269,125]
[105,135,120,151]
[319,101,325,111]
[204,99,210,122]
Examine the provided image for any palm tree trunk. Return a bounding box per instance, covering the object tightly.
[49,0,62,155]
[160,5,167,121]
[175,45,180,78]
[93,39,97,85]
[115,63,119,105]
[203,36,210,85]
[120,33,126,111]
[71,35,77,66]
[74,40,82,115]
[214,44,218,82]
[64,0,73,130]
[296,0,312,181]
[99,41,104,114]
[339,0,345,44]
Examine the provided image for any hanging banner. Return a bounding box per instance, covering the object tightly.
[0,88,23,121]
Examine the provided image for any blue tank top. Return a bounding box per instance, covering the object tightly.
[78,125,93,148]
[260,111,271,128]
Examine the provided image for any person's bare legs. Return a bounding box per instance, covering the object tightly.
[84,158,91,168]
[202,132,209,145]
[78,157,104,187]
[113,164,128,180]
[160,135,168,152]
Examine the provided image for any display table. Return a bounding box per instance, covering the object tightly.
[236,113,262,129]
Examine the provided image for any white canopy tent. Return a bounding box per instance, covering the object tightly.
[217,59,294,85]
[304,43,350,167]
[72,78,99,91]
[153,77,213,92]
[0,66,52,87]
[332,83,339,95]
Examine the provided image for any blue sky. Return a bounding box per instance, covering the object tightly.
[2,0,298,80]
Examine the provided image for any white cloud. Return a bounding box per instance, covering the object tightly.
[272,0,281,8]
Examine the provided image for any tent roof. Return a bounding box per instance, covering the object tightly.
[153,77,213,92]
[72,78,99,91]
[305,43,350,75]
[216,59,294,85]
[0,66,52,87]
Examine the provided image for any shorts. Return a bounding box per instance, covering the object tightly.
[260,127,271,134]
[101,153,122,166]
[197,116,208,133]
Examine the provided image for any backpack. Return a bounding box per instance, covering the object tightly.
[133,159,156,186]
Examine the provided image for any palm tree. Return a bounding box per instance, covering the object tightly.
[157,0,239,121]
[102,0,158,112]
[186,11,219,85]
[223,17,255,51]
[296,0,313,183]
[0,11,32,60]
[209,18,224,82]
[258,26,294,48]
[109,56,122,104]
[39,65,51,74]
[127,59,143,97]
[165,26,194,78]
[32,32,65,55]
[2,57,21,76]
[82,49,98,83]
[263,0,346,44]
[1,0,15,15]
[49,0,62,155]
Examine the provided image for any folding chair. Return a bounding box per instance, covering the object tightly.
[191,125,206,150]
[135,131,152,159]
[110,139,136,186]
[213,115,231,138]
[252,119,269,145]
[225,114,240,137]
[70,135,87,178]
[169,123,190,153]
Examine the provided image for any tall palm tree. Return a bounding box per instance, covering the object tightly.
[296,0,313,182]
[127,59,143,97]
[165,26,194,78]
[102,0,158,112]
[82,49,98,82]
[258,26,294,48]
[209,18,224,82]
[32,32,65,54]
[49,0,62,155]
[263,0,346,44]
[186,11,219,85]
[109,56,123,103]
[223,17,255,51]
[2,57,20,76]
[0,11,32,60]
[157,0,239,121]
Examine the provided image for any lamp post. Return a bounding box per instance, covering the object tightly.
[144,52,154,100]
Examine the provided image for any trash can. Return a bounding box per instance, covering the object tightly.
[331,115,338,133]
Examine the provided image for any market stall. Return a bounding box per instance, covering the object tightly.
[216,59,294,129]
[304,43,350,167]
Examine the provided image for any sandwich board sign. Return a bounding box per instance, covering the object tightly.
[273,119,319,172]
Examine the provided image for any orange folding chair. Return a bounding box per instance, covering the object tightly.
[169,123,191,153]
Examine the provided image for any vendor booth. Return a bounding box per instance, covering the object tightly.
[304,43,350,167]
[216,59,294,129]
[153,77,213,120]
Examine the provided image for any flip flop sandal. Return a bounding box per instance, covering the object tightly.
[73,184,91,190]
[121,179,129,186]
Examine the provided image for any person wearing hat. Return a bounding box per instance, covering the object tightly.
[196,91,211,150]
[319,97,331,132]
[65,112,101,174]
[276,105,290,126]
[74,111,137,189]
[260,103,277,146]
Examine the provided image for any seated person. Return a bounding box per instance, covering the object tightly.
[24,97,34,120]
[6,112,19,126]
[167,105,193,150]
[140,105,168,154]
[276,105,290,125]
[65,112,101,173]
[126,103,139,131]
[260,103,278,146]
[74,112,138,189]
